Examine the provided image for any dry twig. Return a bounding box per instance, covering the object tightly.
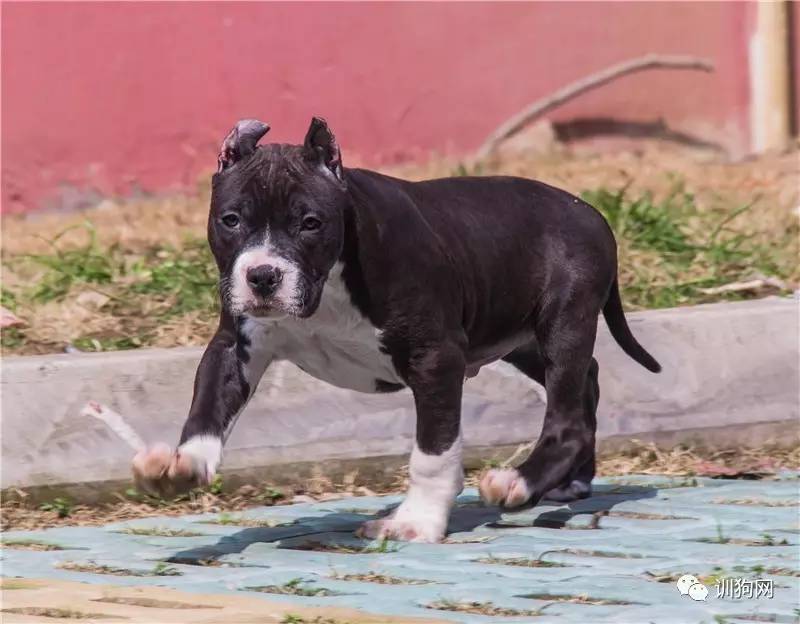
[477,54,714,158]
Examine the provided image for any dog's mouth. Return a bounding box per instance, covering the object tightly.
[231,278,323,320]
[221,267,329,320]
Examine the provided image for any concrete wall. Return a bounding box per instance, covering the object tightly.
[3,2,790,213]
[2,298,796,498]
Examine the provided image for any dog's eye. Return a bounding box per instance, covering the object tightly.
[301,215,322,231]
[221,213,240,228]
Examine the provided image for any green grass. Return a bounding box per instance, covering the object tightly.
[115,526,207,537]
[1,184,794,355]
[477,555,566,568]
[2,538,66,551]
[2,223,218,354]
[201,511,293,528]
[246,578,340,597]
[57,560,182,577]
[39,497,73,518]
[582,185,793,309]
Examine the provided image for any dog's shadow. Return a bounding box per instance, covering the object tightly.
[166,483,656,566]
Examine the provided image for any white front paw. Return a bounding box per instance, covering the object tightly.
[357,500,449,543]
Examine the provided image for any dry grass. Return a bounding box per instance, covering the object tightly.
[552,548,645,559]
[1,538,66,551]
[246,578,340,597]
[2,443,797,531]
[711,498,798,507]
[57,560,182,577]
[199,512,294,528]
[2,142,797,355]
[426,600,545,617]
[289,539,397,554]
[606,510,694,520]
[330,571,433,585]
[476,556,566,568]
[1,607,124,619]
[114,526,208,537]
[595,441,800,477]
[522,593,633,605]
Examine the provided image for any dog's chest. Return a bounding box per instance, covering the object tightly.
[269,269,403,393]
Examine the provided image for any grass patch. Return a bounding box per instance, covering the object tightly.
[115,526,207,537]
[246,578,342,597]
[553,548,646,559]
[443,534,496,544]
[165,555,253,568]
[92,596,221,609]
[200,512,293,528]
[738,564,800,577]
[2,224,218,355]
[427,600,545,617]
[522,592,635,605]
[331,571,433,585]
[692,535,791,546]
[712,498,798,507]
[2,538,66,551]
[583,186,793,310]
[57,560,182,577]
[2,161,795,357]
[281,615,347,624]
[477,555,566,568]
[692,526,790,546]
[39,498,73,518]
[1,607,125,619]
[290,538,398,554]
[607,510,695,520]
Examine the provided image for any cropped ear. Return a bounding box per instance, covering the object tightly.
[217,119,270,173]
[303,117,343,182]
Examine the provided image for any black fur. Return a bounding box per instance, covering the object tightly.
[178,117,660,509]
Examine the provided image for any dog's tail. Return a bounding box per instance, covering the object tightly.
[602,278,661,373]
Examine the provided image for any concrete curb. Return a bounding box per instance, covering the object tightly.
[2,297,797,497]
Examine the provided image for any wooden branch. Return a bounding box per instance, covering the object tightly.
[476,54,715,159]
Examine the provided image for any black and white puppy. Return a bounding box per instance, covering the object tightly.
[133,117,660,542]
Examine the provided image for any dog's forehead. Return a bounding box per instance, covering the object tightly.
[212,145,309,209]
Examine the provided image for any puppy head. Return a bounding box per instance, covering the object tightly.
[209,117,347,319]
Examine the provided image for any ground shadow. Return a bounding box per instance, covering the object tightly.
[484,483,659,530]
[166,483,658,565]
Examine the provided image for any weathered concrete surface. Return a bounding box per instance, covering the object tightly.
[2,475,799,623]
[1,297,797,493]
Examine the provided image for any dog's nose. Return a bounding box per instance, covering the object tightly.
[246,264,283,297]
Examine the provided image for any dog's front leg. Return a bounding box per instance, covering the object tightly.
[132,315,272,496]
[360,343,465,543]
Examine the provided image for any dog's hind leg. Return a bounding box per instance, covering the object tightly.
[541,356,599,501]
[481,311,599,508]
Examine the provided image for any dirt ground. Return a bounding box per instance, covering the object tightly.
[2,442,797,533]
[0,578,435,624]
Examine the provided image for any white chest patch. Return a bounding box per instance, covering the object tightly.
[250,263,403,393]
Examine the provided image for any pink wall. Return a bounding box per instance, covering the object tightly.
[1,2,758,213]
